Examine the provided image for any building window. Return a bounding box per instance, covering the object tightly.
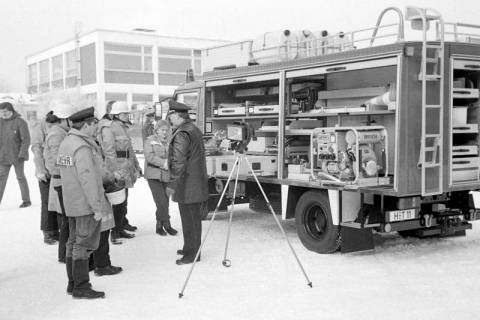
[104,42,152,72]
[65,50,77,78]
[105,92,128,102]
[158,57,192,73]
[132,94,153,103]
[28,64,38,87]
[39,59,49,85]
[52,54,63,89]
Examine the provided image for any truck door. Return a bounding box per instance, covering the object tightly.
[174,88,204,132]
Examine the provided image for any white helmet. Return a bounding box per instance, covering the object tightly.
[51,102,77,119]
[110,101,129,115]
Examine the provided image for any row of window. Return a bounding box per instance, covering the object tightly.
[103,42,201,74]
[29,50,77,87]
[28,42,201,92]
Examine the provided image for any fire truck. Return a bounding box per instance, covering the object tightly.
[172,6,480,253]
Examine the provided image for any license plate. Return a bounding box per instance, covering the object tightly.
[387,209,416,222]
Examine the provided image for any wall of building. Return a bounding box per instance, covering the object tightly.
[26,29,229,115]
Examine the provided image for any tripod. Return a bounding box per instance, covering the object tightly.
[179,151,312,298]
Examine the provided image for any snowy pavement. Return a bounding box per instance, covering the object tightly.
[1,158,480,320]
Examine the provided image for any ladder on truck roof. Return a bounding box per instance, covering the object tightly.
[407,6,445,196]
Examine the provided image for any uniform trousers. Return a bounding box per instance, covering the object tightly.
[92,230,111,268]
[0,161,30,203]
[39,179,59,232]
[147,179,170,225]
[66,215,101,261]
[178,202,202,259]
[112,189,129,231]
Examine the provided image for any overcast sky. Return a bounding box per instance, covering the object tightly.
[1,0,479,91]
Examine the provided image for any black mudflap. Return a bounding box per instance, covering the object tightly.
[341,227,374,253]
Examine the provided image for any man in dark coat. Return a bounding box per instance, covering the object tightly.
[0,102,31,208]
[166,100,208,265]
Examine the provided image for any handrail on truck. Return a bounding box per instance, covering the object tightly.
[370,7,405,46]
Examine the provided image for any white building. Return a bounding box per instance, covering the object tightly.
[25,29,229,115]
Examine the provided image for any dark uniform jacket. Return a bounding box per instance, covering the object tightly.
[168,119,208,204]
[0,111,30,164]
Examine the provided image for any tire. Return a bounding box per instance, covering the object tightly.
[295,190,341,254]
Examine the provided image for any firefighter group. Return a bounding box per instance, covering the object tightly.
[0,99,208,299]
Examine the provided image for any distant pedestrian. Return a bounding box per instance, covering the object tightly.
[166,100,208,265]
[144,120,177,236]
[0,101,31,208]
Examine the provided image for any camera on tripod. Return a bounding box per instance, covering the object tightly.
[226,121,254,153]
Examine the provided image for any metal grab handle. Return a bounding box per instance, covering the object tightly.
[464,65,480,69]
[370,7,405,46]
[453,90,474,94]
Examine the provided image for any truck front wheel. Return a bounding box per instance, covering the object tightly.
[295,191,341,254]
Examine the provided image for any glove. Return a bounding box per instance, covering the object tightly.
[36,172,48,182]
[162,160,169,170]
[93,211,103,221]
[113,171,123,180]
[166,187,175,198]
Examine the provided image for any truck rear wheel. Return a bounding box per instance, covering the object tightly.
[295,191,341,254]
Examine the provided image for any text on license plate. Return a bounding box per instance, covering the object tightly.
[388,209,416,222]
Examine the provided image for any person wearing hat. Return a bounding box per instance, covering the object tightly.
[43,103,77,262]
[31,112,58,244]
[0,101,31,208]
[144,119,178,236]
[166,100,208,265]
[97,101,141,244]
[58,107,114,299]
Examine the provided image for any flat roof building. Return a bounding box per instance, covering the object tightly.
[26,29,229,115]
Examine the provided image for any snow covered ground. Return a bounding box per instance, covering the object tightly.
[1,158,480,320]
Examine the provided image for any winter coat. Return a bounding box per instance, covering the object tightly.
[168,119,208,204]
[97,119,141,188]
[143,135,170,182]
[58,129,115,231]
[0,111,30,165]
[30,119,50,178]
[44,124,68,213]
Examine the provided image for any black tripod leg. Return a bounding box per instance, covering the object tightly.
[179,155,241,298]
[244,156,313,288]
[222,157,241,267]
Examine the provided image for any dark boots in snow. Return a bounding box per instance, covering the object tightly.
[72,259,105,299]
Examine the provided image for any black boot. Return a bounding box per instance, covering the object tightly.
[110,230,123,245]
[72,259,105,299]
[43,231,56,245]
[163,221,178,236]
[88,255,95,272]
[156,226,167,236]
[94,265,123,276]
[66,257,74,295]
[176,254,201,265]
[118,230,135,239]
[124,223,137,232]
